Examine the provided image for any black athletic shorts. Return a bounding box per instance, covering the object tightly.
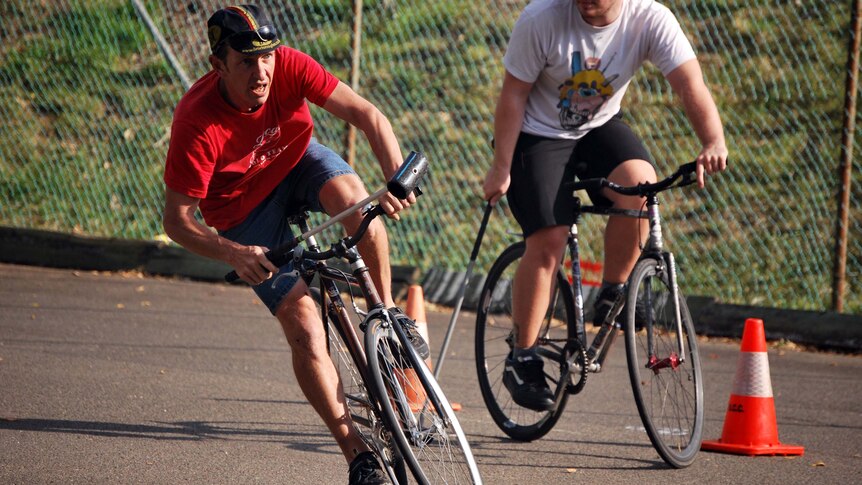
[507,115,653,238]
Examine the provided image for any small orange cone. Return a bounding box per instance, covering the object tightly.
[701,318,804,456]
[406,285,432,370]
[403,285,461,412]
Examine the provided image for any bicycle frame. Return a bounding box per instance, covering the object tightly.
[297,210,450,419]
[294,211,374,387]
[562,173,693,374]
[296,210,479,483]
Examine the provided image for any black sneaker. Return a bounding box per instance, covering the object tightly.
[592,284,625,328]
[593,284,653,331]
[348,451,388,485]
[388,307,430,360]
[502,352,555,412]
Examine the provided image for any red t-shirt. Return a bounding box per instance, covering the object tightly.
[164,46,339,231]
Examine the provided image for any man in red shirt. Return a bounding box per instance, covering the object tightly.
[163,5,418,484]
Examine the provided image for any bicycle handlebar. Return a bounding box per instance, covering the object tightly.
[570,161,699,196]
[225,151,428,284]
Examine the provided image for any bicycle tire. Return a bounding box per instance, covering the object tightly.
[312,287,408,484]
[474,242,576,441]
[624,256,704,468]
[365,316,482,484]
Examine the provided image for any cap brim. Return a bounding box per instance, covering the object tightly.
[229,38,280,54]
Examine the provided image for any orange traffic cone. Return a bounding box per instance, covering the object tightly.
[401,285,430,412]
[402,285,462,412]
[701,318,804,456]
[406,285,432,369]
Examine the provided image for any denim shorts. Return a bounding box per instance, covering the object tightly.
[219,139,356,314]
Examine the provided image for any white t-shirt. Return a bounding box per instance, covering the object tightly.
[504,0,696,139]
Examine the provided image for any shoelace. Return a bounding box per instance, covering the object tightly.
[350,461,382,484]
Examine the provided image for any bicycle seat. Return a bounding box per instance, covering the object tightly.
[286,206,311,225]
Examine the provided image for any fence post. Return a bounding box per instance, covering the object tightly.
[343,0,364,167]
[833,0,862,312]
[130,0,192,92]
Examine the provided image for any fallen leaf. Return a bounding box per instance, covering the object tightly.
[565,468,577,473]
[116,303,125,309]
[811,461,826,467]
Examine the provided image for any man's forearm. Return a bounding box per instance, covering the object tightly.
[492,95,527,173]
[164,215,240,264]
[681,84,725,150]
[666,60,726,150]
[359,107,403,181]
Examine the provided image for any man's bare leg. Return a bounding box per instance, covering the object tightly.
[318,174,395,307]
[511,225,570,348]
[602,159,657,284]
[275,283,368,463]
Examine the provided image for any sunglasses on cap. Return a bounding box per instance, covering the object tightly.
[215,24,280,54]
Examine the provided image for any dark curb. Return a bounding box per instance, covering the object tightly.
[2,226,860,353]
[687,296,862,352]
[0,226,420,301]
[0,226,232,279]
[419,267,862,354]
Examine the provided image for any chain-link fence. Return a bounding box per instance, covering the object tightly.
[0,0,859,313]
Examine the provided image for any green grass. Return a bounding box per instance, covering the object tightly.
[0,0,858,313]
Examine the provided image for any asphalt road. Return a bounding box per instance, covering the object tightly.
[1,263,860,484]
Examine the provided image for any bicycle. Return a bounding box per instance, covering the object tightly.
[227,152,482,484]
[474,162,705,468]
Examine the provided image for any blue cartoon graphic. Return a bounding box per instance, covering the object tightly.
[557,52,618,130]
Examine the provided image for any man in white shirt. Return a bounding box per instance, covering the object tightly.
[482,0,727,411]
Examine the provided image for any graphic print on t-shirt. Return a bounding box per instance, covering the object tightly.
[250,126,288,168]
[556,51,619,131]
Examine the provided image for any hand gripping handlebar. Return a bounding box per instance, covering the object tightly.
[224,151,428,283]
[570,161,700,196]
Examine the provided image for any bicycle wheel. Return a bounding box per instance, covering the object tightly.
[314,288,408,484]
[366,317,482,484]
[475,242,576,441]
[624,256,704,468]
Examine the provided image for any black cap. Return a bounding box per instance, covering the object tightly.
[207,5,281,55]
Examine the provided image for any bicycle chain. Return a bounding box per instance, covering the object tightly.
[566,338,589,395]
